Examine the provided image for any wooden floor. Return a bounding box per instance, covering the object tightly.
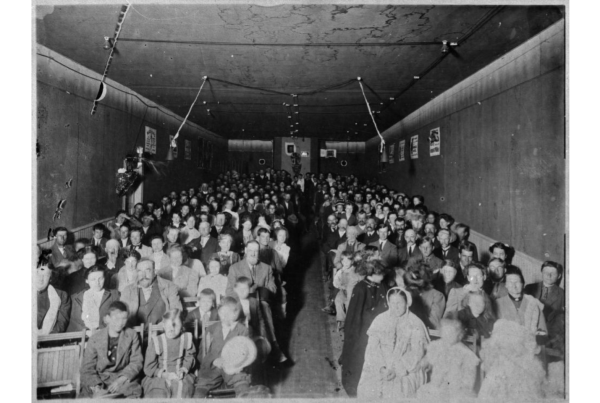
[263,226,341,398]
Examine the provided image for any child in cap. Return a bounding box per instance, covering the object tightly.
[194,297,251,397]
[79,301,143,398]
[143,309,196,398]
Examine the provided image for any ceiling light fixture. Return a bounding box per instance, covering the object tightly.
[441,40,449,53]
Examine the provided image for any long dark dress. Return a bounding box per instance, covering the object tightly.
[339,279,389,397]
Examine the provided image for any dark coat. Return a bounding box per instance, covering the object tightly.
[37,286,71,334]
[524,282,564,315]
[397,244,423,266]
[50,243,76,267]
[199,322,249,370]
[67,289,120,332]
[357,231,378,246]
[433,246,460,264]
[369,240,398,269]
[80,327,143,387]
[339,279,390,397]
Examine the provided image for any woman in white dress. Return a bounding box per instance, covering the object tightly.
[357,287,429,399]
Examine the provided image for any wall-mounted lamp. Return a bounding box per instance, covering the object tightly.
[103,36,113,50]
[441,40,449,53]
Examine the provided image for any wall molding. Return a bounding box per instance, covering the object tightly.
[469,229,557,287]
[38,217,115,249]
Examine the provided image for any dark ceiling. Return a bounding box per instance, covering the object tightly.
[36,3,563,141]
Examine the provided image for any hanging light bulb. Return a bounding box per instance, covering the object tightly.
[380,150,388,163]
[103,36,112,50]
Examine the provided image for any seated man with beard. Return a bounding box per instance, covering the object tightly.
[120,259,182,327]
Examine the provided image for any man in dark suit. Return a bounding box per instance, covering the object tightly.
[454,243,476,285]
[524,261,565,350]
[370,224,398,269]
[117,223,132,251]
[432,262,462,300]
[139,212,159,247]
[433,229,459,263]
[389,219,406,248]
[89,223,108,251]
[397,229,423,266]
[255,170,267,187]
[193,222,219,269]
[50,227,76,266]
[210,212,236,239]
[342,203,358,226]
[451,223,479,262]
[357,218,378,245]
[320,215,341,278]
[285,192,299,217]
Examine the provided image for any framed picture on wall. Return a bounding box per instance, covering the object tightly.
[285,142,296,155]
[410,135,418,159]
[429,127,441,156]
[145,126,156,154]
[399,140,405,162]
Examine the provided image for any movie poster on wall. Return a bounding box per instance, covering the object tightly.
[169,135,178,158]
[185,139,191,160]
[144,126,156,154]
[429,127,441,156]
[410,135,418,159]
[389,143,395,164]
[399,140,405,161]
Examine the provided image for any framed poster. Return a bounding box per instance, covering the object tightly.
[144,126,156,154]
[285,142,296,155]
[399,140,405,161]
[185,139,191,160]
[410,135,418,159]
[169,135,178,158]
[389,143,395,164]
[429,127,441,156]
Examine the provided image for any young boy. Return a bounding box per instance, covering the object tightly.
[233,277,264,337]
[233,277,287,363]
[186,288,219,327]
[333,251,355,328]
[143,309,197,398]
[80,301,143,398]
[194,297,251,397]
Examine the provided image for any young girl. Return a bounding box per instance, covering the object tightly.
[143,309,196,398]
[198,258,228,301]
[333,251,355,329]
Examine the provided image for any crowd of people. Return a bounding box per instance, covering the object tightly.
[35,167,565,399]
[315,173,565,399]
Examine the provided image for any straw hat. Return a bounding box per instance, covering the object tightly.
[221,336,257,375]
